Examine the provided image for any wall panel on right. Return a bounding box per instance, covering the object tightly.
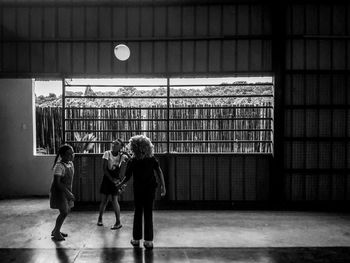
[284,3,350,202]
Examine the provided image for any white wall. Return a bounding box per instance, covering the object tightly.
[0,79,54,197]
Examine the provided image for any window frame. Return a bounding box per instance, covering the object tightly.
[44,77,274,154]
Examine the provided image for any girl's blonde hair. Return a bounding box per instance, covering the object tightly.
[127,135,154,160]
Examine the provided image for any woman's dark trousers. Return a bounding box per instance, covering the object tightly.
[133,191,155,241]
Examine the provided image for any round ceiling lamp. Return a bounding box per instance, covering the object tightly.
[114,44,130,61]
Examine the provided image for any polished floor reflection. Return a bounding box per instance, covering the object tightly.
[1,247,350,263]
[0,199,350,262]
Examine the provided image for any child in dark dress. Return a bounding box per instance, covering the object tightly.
[117,135,166,250]
[97,139,129,229]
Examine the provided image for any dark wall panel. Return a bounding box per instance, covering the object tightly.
[153,41,166,73]
[208,40,220,72]
[72,154,271,203]
[168,6,181,36]
[140,41,153,73]
[217,156,230,201]
[17,42,30,72]
[209,5,220,35]
[86,7,98,38]
[113,7,126,38]
[99,7,112,38]
[223,5,236,35]
[175,156,190,201]
[203,155,216,201]
[167,154,176,201]
[285,3,350,202]
[169,41,181,73]
[86,43,98,73]
[244,156,256,200]
[99,42,112,74]
[0,2,272,76]
[257,157,270,200]
[3,7,16,38]
[72,43,84,74]
[127,7,140,38]
[222,40,236,72]
[58,43,71,73]
[18,8,29,38]
[31,42,44,73]
[154,6,167,37]
[194,41,207,73]
[94,157,103,202]
[3,43,16,72]
[58,7,71,38]
[231,157,244,200]
[305,174,318,201]
[250,40,262,71]
[190,156,203,201]
[44,8,56,38]
[237,40,249,71]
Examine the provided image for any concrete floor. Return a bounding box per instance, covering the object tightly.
[0,198,350,262]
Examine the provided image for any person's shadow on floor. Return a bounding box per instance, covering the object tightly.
[55,248,70,263]
[100,248,125,262]
[132,247,154,263]
[144,249,154,263]
[53,241,72,263]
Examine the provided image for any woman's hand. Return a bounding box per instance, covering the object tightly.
[67,192,75,201]
[160,186,166,197]
[114,179,122,188]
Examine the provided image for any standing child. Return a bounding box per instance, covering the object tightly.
[50,144,75,241]
[117,135,166,250]
[97,139,129,229]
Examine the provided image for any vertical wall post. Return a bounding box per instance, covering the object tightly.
[271,2,287,205]
[62,78,66,144]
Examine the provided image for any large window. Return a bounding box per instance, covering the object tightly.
[35,77,273,154]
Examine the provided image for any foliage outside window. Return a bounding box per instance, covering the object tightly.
[35,77,273,154]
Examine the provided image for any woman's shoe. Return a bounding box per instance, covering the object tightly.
[111,224,122,230]
[130,239,140,247]
[97,219,103,226]
[51,232,65,242]
[51,231,68,237]
[143,241,153,250]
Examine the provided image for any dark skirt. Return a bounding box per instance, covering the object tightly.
[100,168,120,196]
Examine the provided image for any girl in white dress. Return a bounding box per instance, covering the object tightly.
[97,139,129,229]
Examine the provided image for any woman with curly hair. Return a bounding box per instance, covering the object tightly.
[117,135,166,250]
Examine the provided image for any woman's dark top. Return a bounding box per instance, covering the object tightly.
[124,156,159,196]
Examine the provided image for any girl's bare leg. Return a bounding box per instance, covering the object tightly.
[52,208,68,241]
[111,195,121,227]
[98,194,109,224]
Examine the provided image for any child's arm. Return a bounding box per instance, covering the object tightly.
[53,175,75,200]
[103,159,117,183]
[118,156,128,180]
[155,166,166,197]
[116,160,132,187]
[119,153,129,168]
